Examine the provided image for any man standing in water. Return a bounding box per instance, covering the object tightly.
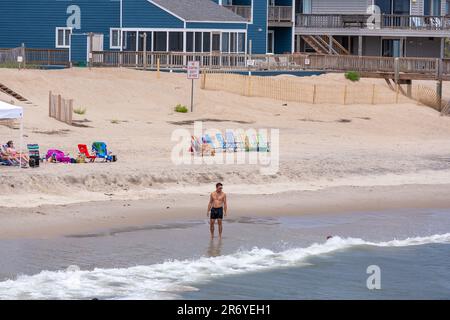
[207,183,228,238]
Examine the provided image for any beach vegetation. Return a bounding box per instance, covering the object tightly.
[175,104,188,113]
[73,107,87,115]
[345,71,360,82]
[111,119,120,124]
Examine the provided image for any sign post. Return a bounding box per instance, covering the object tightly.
[187,61,200,113]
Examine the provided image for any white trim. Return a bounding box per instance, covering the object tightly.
[121,27,246,32]
[291,0,296,53]
[267,30,275,54]
[55,27,72,48]
[110,28,122,49]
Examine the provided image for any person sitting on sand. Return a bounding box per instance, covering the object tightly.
[4,141,29,166]
[0,144,16,165]
[207,183,228,239]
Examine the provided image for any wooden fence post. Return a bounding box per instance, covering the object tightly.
[57,95,62,121]
[49,91,52,117]
[68,99,73,125]
[312,84,317,104]
[371,84,376,105]
[343,85,347,105]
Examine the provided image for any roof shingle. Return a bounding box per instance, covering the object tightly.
[150,0,247,22]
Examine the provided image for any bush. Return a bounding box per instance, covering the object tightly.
[345,71,360,82]
[174,104,188,113]
[73,107,87,115]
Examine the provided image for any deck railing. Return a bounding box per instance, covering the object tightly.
[268,6,293,23]
[223,5,252,21]
[91,51,450,80]
[296,14,450,30]
[25,48,70,66]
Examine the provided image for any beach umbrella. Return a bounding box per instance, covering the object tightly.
[0,100,24,169]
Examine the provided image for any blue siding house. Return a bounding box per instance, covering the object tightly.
[0,0,251,65]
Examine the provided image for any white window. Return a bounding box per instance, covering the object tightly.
[110,28,122,49]
[56,27,72,48]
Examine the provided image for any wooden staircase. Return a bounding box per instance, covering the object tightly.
[301,35,350,55]
[0,83,31,103]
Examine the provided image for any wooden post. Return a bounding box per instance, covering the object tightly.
[201,71,206,89]
[437,59,443,111]
[49,91,52,117]
[57,95,62,121]
[143,32,147,70]
[343,85,347,105]
[312,84,317,104]
[68,99,73,125]
[88,32,94,70]
[371,84,376,105]
[246,74,252,97]
[157,58,160,79]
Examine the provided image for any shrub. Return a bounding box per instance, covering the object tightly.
[73,107,87,115]
[345,71,360,82]
[174,104,188,113]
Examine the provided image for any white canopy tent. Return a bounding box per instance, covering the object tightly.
[0,100,24,168]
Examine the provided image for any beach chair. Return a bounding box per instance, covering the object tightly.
[0,144,18,166]
[78,144,96,162]
[215,133,226,152]
[225,131,238,152]
[247,134,258,152]
[233,130,245,151]
[257,133,269,152]
[92,142,115,162]
[27,144,40,167]
[190,136,202,154]
[203,134,218,153]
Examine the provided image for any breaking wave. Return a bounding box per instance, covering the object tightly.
[0,233,449,299]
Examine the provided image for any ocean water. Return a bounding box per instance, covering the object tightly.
[0,209,449,300]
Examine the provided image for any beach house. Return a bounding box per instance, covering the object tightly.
[0,0,247,65]
[0,0,448,64]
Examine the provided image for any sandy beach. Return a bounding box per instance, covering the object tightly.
[1,68,450,238]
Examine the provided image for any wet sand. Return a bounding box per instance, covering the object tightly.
[1,183,450,239]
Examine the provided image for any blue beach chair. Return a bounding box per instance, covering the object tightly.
[225,131,237,152]
[92,142,115,162]
[215,133,226,151]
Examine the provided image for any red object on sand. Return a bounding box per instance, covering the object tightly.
[78,144,97,162]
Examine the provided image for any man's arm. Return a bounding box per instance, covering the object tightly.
[207,193,213,217]
[224,194,228,217]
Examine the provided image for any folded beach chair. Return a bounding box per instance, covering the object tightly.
[27,144,40,167]
[190,136,202,154]
[78,144,97,162]
[257,133,269,152]
[46,149,72,163]
[92,142,115,162]
[225,131,238,152]
[215,133,226,151]
[233,130,245,151]
[247,134,258,152]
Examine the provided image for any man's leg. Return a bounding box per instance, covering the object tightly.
[210,219,215,238]
[218,219,223,238]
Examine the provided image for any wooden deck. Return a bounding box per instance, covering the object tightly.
[91,51,450,81]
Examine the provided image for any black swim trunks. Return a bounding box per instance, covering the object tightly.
[210,207,224,220]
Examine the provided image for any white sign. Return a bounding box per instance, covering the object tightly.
[304,58,310,65]
[17,56,23,63]
[246,59,255,67]
[187,61,200,80]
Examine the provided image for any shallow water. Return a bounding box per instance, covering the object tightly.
[0,209,449,299]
